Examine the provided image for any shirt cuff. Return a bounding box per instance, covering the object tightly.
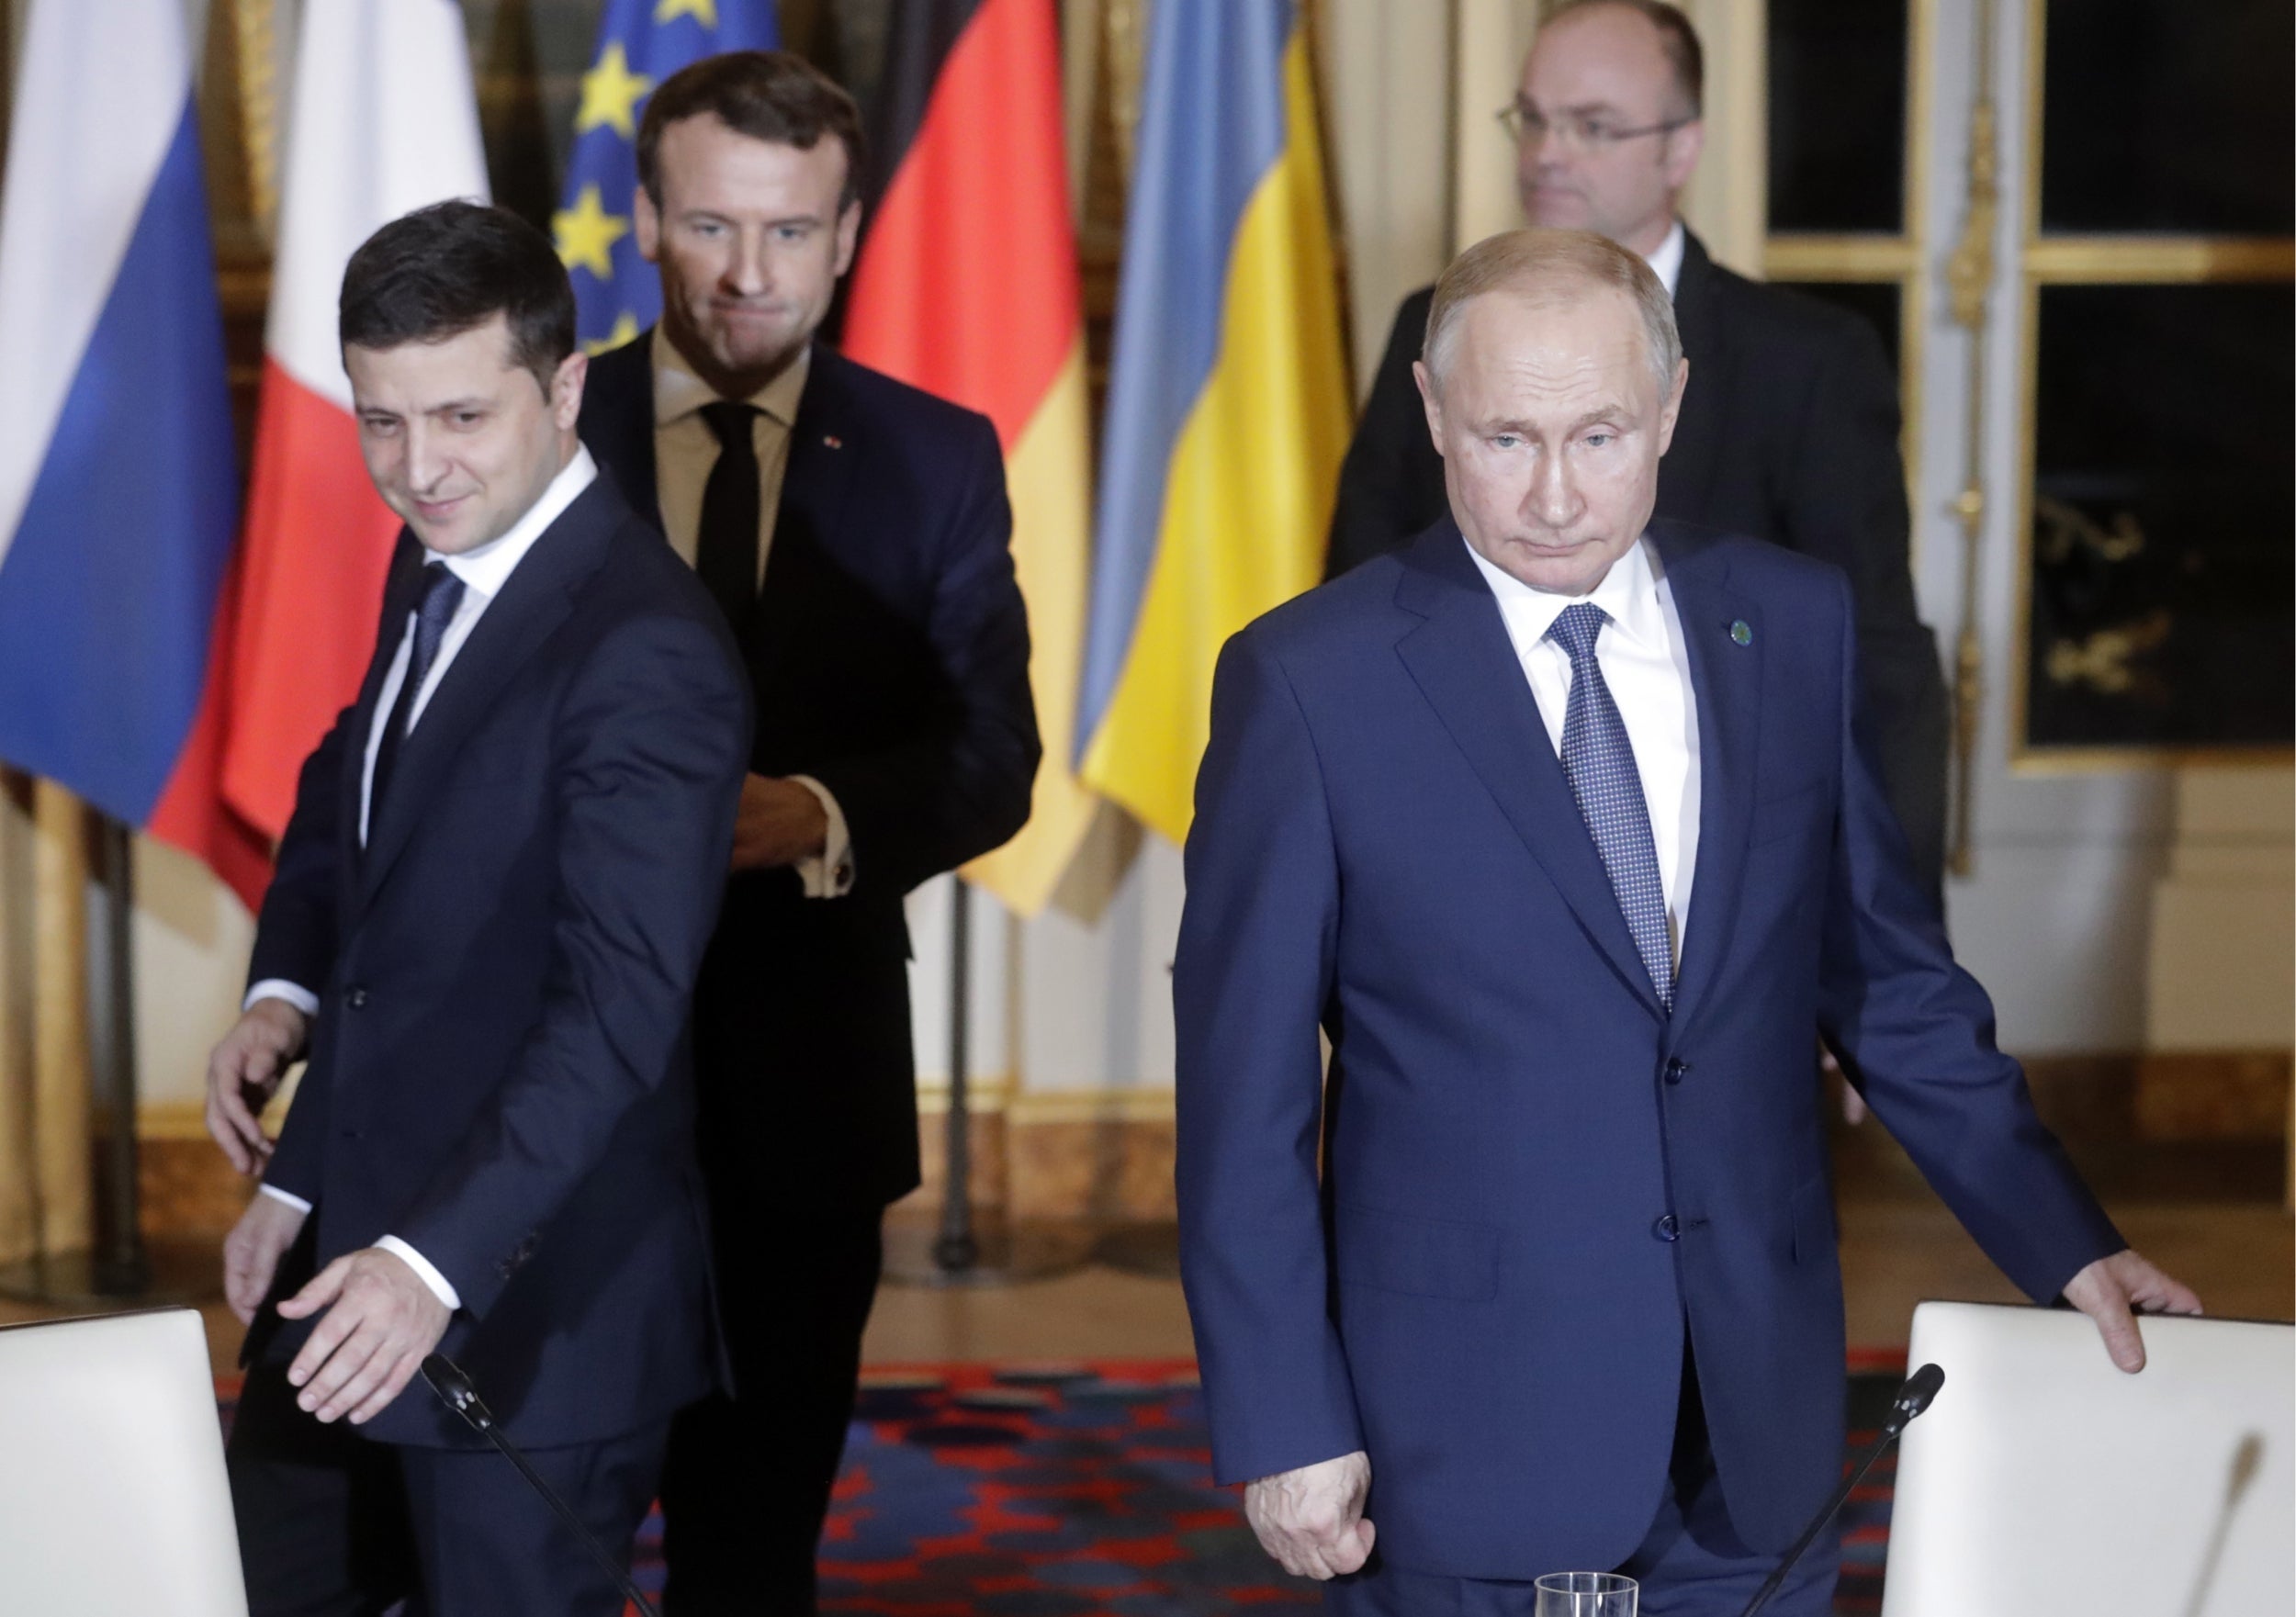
[789,775,854,899]
[377,1236,462,1311]
[245,980,321,1019]
[257,1184,311,1215]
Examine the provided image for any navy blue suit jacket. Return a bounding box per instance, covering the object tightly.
[248,472,751,1448]
[580,337,1037,1215]
[1175,520,2121,1578]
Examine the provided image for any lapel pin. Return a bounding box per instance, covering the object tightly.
[1729,619,1753,647]
[822,433,843,449]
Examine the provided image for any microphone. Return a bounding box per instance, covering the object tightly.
[421,1354,661,1617]
[1737,1363,1945,1617]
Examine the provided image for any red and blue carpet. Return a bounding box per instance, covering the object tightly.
[224,1359,1902,1614]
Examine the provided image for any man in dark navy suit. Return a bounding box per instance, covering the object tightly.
[576,51,1038,1615]
[1328,0,1951,902]
[1176,230,2199,1614]
[201,201,749,1613]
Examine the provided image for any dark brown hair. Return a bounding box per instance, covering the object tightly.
[636,51,867,211]
[1546,0,1704,117]
[339,200,574,392]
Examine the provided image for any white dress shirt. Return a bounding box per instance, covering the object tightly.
[1466,535,1702,967]
[246,447,601,1312]
[1646,219,1687,300]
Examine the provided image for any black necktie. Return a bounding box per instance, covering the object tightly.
[696,401,762,634]
[369,560,466,826]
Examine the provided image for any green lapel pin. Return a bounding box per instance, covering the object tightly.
[1729,619,1753,647]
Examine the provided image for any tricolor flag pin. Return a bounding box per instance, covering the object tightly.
[823,434,843,449]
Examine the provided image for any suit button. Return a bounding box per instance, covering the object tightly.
[1653,1214,1681,1241]
[345,987,369,1009]
[1664,1058,1690,1085]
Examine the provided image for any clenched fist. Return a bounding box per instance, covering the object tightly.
[1245,1450,1375,1580]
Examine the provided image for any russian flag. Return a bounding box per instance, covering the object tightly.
[0,0,258,897]
[219,0,488,848]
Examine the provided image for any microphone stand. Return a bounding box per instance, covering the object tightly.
[1739,1363,1945,1617]
[422,1354,660,1617]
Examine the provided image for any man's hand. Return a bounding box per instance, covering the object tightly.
[277,1247,453,1425]
[2063,1248,2203,1373]
[204,999,309,1173]
[1244,1451,1375,1580]
[729,773,829,871]
[221,1192,307,1325]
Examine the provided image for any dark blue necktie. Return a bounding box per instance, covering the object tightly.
[1546,602,1673,1012]
[370,560,466,821]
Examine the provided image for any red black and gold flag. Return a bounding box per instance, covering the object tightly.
[842,0,1096,915]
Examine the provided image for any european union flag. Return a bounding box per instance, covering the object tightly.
[554,0,779,354]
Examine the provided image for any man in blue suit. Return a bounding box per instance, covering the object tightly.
[203,202,749,1613]
[1175,229,2200,1614]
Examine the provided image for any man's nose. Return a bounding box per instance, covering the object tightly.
[722,230,771,297]
[1525,450,1581,529]
[403,424,449,493]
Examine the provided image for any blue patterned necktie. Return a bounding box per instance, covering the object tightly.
[370,560,466,821]
[1546,601,1673,1011]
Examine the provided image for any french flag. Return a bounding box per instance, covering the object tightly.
[219,0,488,850]
[0,0,261,901]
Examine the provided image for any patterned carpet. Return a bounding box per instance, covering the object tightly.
[223,1358,1904,1614]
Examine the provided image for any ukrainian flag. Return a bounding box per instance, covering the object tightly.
[1076,0,1349,846]
[553,0,778,354]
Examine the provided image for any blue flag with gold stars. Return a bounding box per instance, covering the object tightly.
[555,0,779,354]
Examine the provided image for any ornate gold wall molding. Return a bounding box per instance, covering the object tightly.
[1942,0,2000,877]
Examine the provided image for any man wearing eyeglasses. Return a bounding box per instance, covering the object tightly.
[1327,0,1950,900]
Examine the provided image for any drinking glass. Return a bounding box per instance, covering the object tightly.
[1532,1570,1638,1616]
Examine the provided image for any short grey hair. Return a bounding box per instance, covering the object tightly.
[1422,228,1682,399]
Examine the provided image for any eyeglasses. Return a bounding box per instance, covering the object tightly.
[1497,97,1694,152]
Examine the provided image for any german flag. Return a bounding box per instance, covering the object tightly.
[841,0,1096,916]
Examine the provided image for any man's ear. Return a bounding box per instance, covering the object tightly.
[551,349,590,429]
[1412,358,1446,460]
[1655,354,1688,456]
[832,198,862,278]
[1661,118,1704,190]
[633,185,661,263]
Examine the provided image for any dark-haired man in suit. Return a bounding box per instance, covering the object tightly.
[1328,0,1950,899]
[202,200,749,1614]
[577,49,1039,1616]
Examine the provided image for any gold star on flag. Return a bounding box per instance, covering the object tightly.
[655,0,719,24]
[586,311,642,356]
[554,185,631,279]
[576,43,654,139]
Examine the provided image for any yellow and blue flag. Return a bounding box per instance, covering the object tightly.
[1075,0,1349,845]
[554,0,778,354]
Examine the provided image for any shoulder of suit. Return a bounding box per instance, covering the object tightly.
[1657,519,1851,603]
[1232,545,1412,665]
[1693,253,1885,361]
[815,346,1000,449]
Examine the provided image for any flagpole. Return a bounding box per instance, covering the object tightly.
[91,814,150,1293]
[0,812,202,1306]
[884,874,1084,1287]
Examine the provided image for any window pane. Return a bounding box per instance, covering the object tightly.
[1766,0,1908,234]
[1770,280,1901,377]
[2040,0,2294,236]
[2026,284,2293,750]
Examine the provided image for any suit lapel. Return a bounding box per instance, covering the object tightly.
[770,344,860,598]
[581,334,660,523]
[356,482,618,909]
[1392,528,1665,1021]
[1655,524,1762,1032]
[339,537,427,885]
[1657,230,1726,521]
